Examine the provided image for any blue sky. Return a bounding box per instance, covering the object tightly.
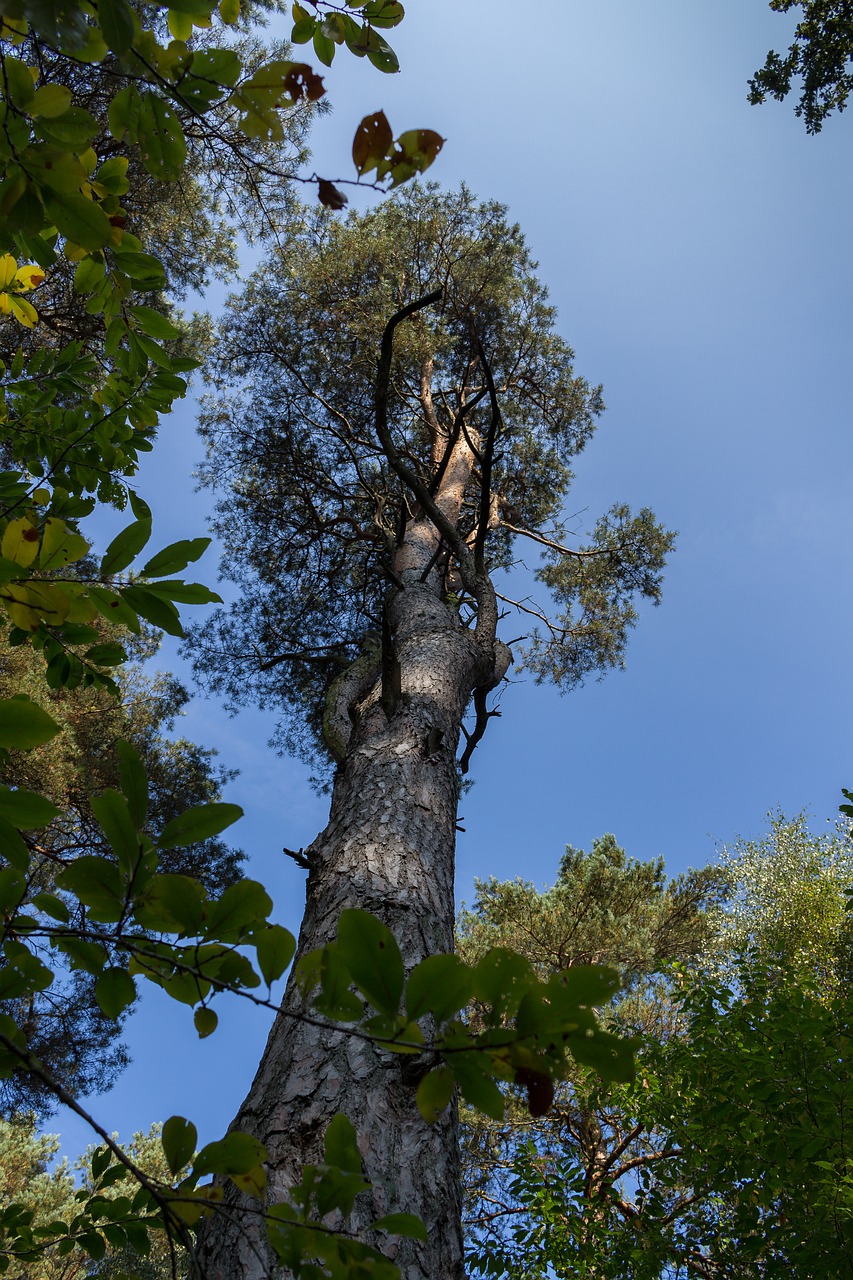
[53,1,853,1156]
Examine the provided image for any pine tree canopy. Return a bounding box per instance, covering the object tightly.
[190,184,675,768]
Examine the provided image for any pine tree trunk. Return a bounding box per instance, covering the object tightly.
[196,525,507,1278]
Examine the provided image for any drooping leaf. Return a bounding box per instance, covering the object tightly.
[162,1116,197,1177]
[194,1006,218,1038]
[95,967,137,1019]
[90,789,141,874]
[324,1113,362,1174]
[406,954,473,1023]
[337,909,404,1017]
[254,924,296,986]
[120,585,183,636]
[117,739,148,826]
[415,1066,455,1124]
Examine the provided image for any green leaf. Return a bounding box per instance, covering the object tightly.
[323,1113,361,1174]
[415,1065,455,1123]
[100,519,152,575]
[74,256,106,295]
[0,697,61,749]
[43,194,112,251]
[95,967,136,1019]
[336,908,404,1017]
[0,867,26,914]
[0,787,61,829]
[87,585,141,633]
[120,586,183,637]
[194,1006,218,1038]
[162,1116,197,1177]
[128,305,180,341]
[159,802,243,851]
[254,924,296,986]
[84,642,127,666]
[111,249,165,289]
[133,874,206,934]
[137,93,187,181]
[558,964,621,1008]
[406,954,473,1023]
[206,879,272,941]
[141,538,210,578]
[32,892,70,922]
[117,739,148,826]
[108,84,142,142]
[57,856,124,921]
[97,0,136,54]
[473,948,535,1015]
[144,580,222,605]
[567,1028,636,1083]
[90,789,140,874]
[193,1131,267,1178]
[370,1213,428,1241]
[450,1054,506,1121]
[29,84,73,118]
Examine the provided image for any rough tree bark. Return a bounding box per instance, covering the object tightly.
[197,294,509,1279]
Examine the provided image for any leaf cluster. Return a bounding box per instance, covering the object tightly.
[749,1,853,133]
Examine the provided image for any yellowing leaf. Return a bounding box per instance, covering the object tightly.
[3,582,71,631]
[8,295,37,327]
[29,84,73,118]
[1,15,27,43]
[167,9,193,39]
[1,517,40,567]
[219,0,240,23]
[39,517,89,570]
[13,264,44,290]
[0,256,17,289]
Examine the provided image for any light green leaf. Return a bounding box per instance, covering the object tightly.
[44,194,112,250]
[370,1212,428,1241]
[194,1131,267,1178]
[129,305,180,341]
[0,787,61,828]
[0,697,61,749]
[159,802,243,851]
[137,93,187,181]
[29,84,74,118]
